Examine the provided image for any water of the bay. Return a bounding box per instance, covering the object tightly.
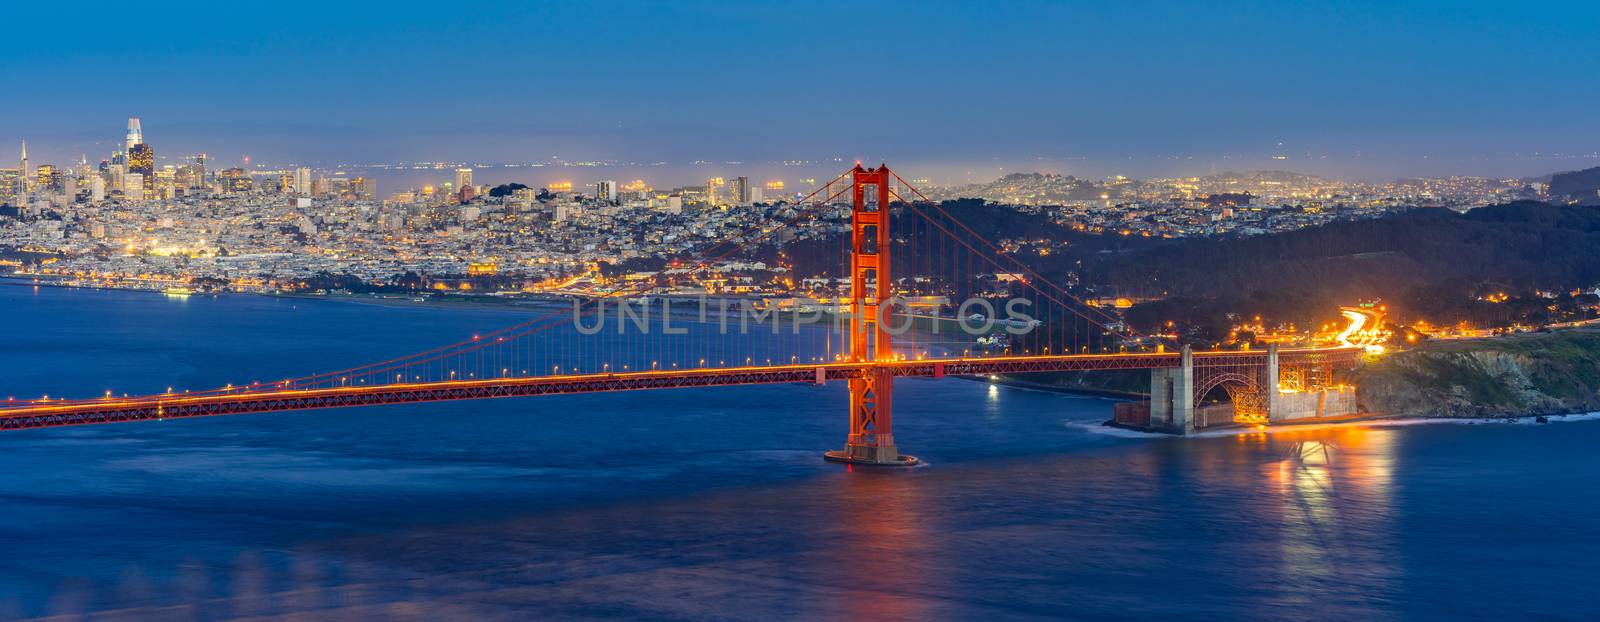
[1,283,1597,621]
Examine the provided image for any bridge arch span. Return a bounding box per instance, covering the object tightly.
[1194,370,1269,425]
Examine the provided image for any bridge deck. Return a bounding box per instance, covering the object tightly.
[0,349,1361,431]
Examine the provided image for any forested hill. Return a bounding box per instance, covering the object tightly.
[1086,201,1600,302]
[1549,166,1600,205]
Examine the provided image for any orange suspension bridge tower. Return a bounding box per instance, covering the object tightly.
[824,164,918,466]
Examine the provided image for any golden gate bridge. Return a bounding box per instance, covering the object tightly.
[0,165,1362,464]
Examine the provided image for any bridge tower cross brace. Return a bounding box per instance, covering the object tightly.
[825,164,918,466]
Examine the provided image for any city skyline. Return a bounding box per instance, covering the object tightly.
[7,4,1600,619]
[8,113,1597,194]
[3,1,1598,181]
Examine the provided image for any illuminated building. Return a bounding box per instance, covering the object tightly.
[124,117,142,152]
[0,170,19,203]
[596,180,617,204]
[454,168,473,194]
[468,262,498,276]
[294,167,311,197]
[123,173,145,200]
[127,143,154,189]
[705,177,724,206]
[192,154,206,189]
[35,164,55,190]
[176,164,199,190]
[733,176,750,206]
[156,166,177,197]
[219,167,252,193]
[350,176,374,199]
[18,140,28,192]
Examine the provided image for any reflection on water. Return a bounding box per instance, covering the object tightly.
[1261,428,1398,614]
[6,287,1600,620]
[11,421,1600,620]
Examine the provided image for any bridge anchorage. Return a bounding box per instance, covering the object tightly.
[1121,344,1361,434]
[824,165,918,466]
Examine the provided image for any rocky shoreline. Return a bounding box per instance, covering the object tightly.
[1357,329,1600,419]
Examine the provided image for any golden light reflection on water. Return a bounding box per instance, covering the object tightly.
[822,472,942,621]
[10,422,1423,620]
[1262,426,1398,591]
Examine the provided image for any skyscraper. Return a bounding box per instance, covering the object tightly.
[192,153,207,189]
[733,176,751,206]
[127,143,155,189]
[596,180,617,204]
[219,168,252,193]
[124,173,145,201]
[35,165,55,190]
[294,167,311,196]
[454,168,473,194]
[705,177,722,207]
[125,117,143,152]
[14,140,29,206]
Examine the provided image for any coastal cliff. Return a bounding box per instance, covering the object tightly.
[1356,330,1600,418]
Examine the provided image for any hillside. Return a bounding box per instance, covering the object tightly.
[1087,201,1600,336]
[1357,329,1600,418]
[1549,166,1600,205]
[1091,201,1600,299]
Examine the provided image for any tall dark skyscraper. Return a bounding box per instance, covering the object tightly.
[127,143,154,190]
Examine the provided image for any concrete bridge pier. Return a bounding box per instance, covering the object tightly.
[1149,345,1195,434]
[1266,344,1284,423]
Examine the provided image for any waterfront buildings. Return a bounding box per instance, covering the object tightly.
[0,117,1565,301]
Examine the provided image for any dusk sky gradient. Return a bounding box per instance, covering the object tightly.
[3,0,1597,184]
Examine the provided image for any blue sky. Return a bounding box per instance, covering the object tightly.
[3,0,1596,182]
